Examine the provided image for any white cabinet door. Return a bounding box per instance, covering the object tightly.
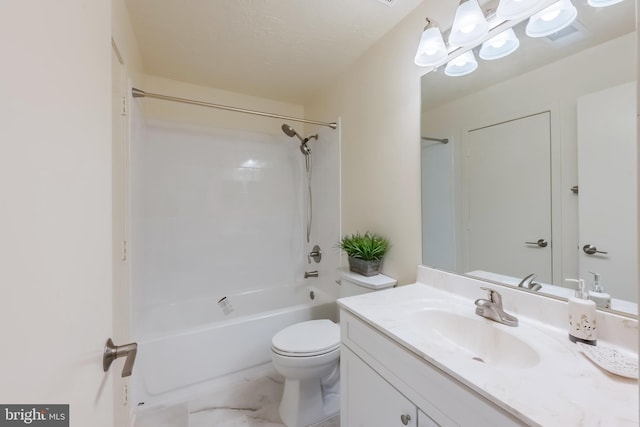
[463,112,552,282]
[418,409,440,427]
[577,82,638,302]
[341,347,416,427]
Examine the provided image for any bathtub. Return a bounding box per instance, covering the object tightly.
[132,284,337,408]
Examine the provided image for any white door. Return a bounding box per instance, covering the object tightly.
[0,2,116,426]
[577,82,638,302]
[464,112,552,283]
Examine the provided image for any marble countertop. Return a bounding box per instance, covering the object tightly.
[338,282,639,427]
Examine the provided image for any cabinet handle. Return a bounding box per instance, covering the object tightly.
[400,414,411,425]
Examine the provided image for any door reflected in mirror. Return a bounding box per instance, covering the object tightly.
[420,0,637,316]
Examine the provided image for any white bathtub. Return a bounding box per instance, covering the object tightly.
[132,285,337,408]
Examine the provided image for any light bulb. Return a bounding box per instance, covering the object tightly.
[526,0,577,38]
[449,0,489,47]
[414,23,448,67]
[479,28,519,60]
[445,50,478,77]
[541,9,561,21]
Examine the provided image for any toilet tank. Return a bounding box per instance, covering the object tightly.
[337,267,397,298]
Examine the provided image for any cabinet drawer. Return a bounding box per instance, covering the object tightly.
[341,309,526,427]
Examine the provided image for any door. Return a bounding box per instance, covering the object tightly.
[463,112,552,282]
[577,82,638,302]
[0,2,115,426]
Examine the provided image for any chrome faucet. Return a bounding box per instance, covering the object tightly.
[518,273,542,292]
[474,287,518,327]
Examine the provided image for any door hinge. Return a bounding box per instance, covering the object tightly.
[121,97,128,116]
[122,383,129,406]
[122,240,128,261]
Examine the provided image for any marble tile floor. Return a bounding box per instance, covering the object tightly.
[134,371,339,427]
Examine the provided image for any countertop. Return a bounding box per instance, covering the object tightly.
[338,282,639,427]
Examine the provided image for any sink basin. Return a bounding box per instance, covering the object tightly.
[409,309,540,369]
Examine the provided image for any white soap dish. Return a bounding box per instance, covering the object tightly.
[576,342,638,379]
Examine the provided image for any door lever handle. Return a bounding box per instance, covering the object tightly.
[583,244,608,255]
[525,239,548,248]
[103,338,137,377]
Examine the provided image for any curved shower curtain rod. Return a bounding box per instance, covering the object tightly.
[132,88,338,130]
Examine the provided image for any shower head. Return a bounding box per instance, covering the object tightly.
[281,123,303,142]
[300,142,311,156]
[282,123,317,156]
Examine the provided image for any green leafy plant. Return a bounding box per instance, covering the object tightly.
[337,232,390,261]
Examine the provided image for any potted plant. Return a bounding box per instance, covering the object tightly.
[337,232,390,276]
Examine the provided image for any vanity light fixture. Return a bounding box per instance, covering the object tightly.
[449,0,490,47]
[587,0,624,7]
[444,50,478,76]
[414,18,448,67]
[496,0,547,20]
[479,28,520,60]
[525,0,577,38]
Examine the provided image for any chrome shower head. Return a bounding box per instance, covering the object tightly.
[281,123,303,142]
[300,142,311,156]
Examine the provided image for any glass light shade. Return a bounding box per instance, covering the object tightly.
[414,26,448,67]
[526,0,577,38]
[479,28,520,60]
[444,50,478,77]
[496,0,546,20]
[449,0,489,47]
[588,0,624,7]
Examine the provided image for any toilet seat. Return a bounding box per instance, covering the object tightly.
[272,319,340,357]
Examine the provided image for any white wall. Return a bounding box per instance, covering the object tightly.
[421,31,636,286]
[0,1,113,425]
[305,3,431,285]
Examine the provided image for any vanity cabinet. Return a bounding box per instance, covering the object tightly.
[341,347,418,426]
[340,309,526,427]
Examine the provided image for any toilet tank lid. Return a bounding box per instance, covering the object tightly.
[337,267,397,289]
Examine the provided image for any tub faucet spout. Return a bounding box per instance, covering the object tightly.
[304,270,318,279]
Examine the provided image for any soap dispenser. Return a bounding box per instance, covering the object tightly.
[565,279,597,345]
[587,271,611,309]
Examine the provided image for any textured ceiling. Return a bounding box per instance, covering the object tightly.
[125,0,425,104]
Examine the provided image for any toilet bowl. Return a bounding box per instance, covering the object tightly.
[271,319,340,427]
[271,269,397,427]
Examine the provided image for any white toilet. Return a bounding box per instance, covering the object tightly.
[271,268,397,427]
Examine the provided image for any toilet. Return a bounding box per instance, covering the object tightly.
[271,268,396,427]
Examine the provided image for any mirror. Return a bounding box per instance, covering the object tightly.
[420,0,637,316]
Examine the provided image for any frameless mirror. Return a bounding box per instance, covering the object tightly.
[420,0,637,316]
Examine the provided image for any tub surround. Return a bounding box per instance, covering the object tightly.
[338,266,638,426]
